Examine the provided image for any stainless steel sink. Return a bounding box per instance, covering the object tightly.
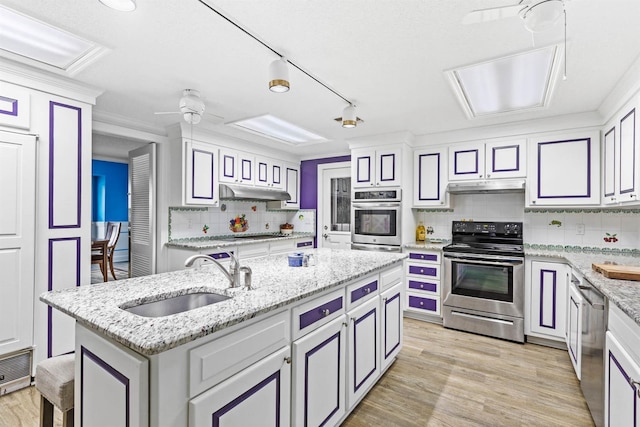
[123,292,231,317]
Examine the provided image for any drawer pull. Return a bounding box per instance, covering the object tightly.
[419,301,424,306]
[420,269,424,273]
[284,357,292,364]
[321,308,330,317]
[420,284,424,289]
[364,287,371,294]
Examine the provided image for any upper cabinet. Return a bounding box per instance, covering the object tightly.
[267,163,300,210]
[352,147,401,188]
[528,132,600,206]
[184,140,219,206]
[448,139,526,181]
[219,148,255,185]
[602,98,639,205]
[255,156,283,189]
[413,147,448,207]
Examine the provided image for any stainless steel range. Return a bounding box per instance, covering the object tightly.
[442,221,525,343]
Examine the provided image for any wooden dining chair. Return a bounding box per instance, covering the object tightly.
[105,222,122,280]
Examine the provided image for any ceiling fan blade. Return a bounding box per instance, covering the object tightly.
[462,4,524,25]
[154,111,181,115]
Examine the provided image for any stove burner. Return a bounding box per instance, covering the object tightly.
[444,221,524,257]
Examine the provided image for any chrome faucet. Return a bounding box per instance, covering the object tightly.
[184,252,251,289]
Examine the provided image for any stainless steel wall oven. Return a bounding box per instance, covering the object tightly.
[442,221,525,343]
[351,189,401,250]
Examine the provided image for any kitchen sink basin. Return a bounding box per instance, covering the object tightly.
[123,292,231,317]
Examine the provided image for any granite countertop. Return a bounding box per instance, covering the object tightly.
[166,232,315,250]
[40,249,406,356]
[404,241,448,251]
[526,249,640,327]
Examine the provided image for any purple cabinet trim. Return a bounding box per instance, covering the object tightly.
[408,265,437,277]
[222,154,235,178]
[539,269,557,329]
[205,252,232,260]
[299,297,343,330]
[607,350,637,426]
[384,292,401,359]
[353,307,377,392]
[619,108,636,195]
[192,149,215,200]
[409,252,438,262]
[305,331,341,427]
[408,295,437,312]
[272,165,282,185]
[537,138,591,199]
[408,280,438,293]
[379,153,396,182]
[296,241,313,248]
[48,237,80,358]
[81,346,131,427]
[418,153,440,201]
[241,159,252,181]
[49,101,82,229]
[0,95,18,116]
[356,156,371,184]
[258,161,268,184]
[491,145,520,173]
[604,127,616,197]
[350,280,378,304]
[212,371,281,427]
[453,149,479,175]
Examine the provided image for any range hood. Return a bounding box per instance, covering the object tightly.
[219,183,291,201]
[446,179,526,194]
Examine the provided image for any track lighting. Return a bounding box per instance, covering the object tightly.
[342,105,357,128]
[98,0,136,12]
[269,58,290,93]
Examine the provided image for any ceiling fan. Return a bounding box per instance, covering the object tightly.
[154,89,223,125]
[463,0,567,33]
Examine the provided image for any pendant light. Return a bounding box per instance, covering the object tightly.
[342,105,357,128]
[98,0,136,12]
[269,57,290,93]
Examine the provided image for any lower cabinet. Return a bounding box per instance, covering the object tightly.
[347,297,380,408]
[292,315,347,427]
[527,260,568,341]
[189,346,291,427]
[605,332,640,427]
[381,283,403,371]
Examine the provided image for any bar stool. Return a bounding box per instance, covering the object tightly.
[35,353,75,427]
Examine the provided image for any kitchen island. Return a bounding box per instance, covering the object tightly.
[41,249,406,427]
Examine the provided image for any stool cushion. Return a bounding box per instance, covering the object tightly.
[36,353,75,412]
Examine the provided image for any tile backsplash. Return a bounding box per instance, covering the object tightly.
[415,194,640,252]
[169,201,315,241]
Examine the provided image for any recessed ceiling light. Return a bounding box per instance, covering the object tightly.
[0,5,108,75]
[228,114,327,145]
[446,45,561,118]
[98,0,136,12]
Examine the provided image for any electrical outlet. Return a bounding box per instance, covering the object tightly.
[576,224,585,235]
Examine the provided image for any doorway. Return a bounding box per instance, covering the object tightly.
[317,163,352,249]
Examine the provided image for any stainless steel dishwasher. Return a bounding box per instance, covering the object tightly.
[577,276,606,427]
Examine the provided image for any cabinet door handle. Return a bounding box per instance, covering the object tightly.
[364,287,371,294]
[630,379,640,398]
[321,308,330,317]
[284,356,292,364]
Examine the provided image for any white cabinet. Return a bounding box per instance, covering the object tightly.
[255,156,283,189]
[352,147,401,188]
[528,132,600,206]
[346,294,380,408]
[184,140,219,206]
[606,305,640,427]
[267,163,300,210]
[566,279,582,379]
[528,260,568,341]
[189,346,291,427]
[413,147,448,207]
[380,282,402,371]
[219,148,255,185]
[404,249,442,318]
[602,99,640,205]
[448,139,526,181]
[292,315,347,427]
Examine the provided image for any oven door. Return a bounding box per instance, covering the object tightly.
[351,203,401,246]
[443,253,524,318]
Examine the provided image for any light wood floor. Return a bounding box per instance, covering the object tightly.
[0,319,594,427]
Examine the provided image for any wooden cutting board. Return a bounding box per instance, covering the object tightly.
[592,263,640,281]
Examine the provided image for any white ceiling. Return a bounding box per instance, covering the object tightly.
[4,0,640,158]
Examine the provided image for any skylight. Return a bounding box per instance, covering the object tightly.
[447,45,560,118]
[0,5,107,75]
[228,114,327,145]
